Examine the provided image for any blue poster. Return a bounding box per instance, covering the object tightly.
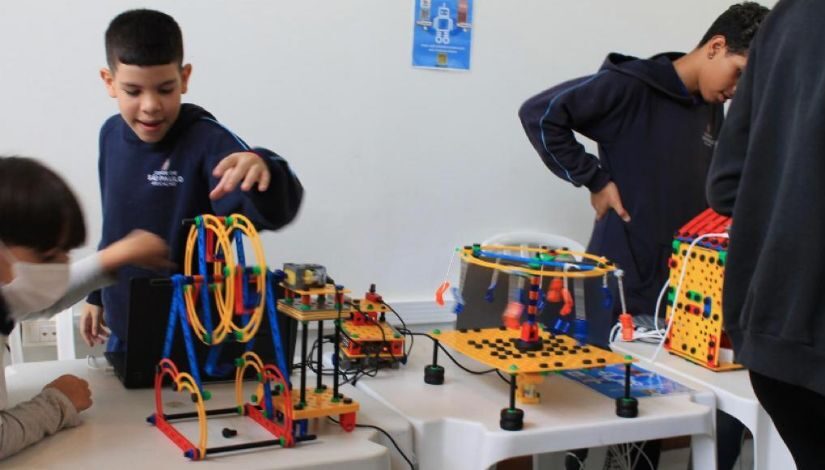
[561,364,693,399]
[412,0,473,70]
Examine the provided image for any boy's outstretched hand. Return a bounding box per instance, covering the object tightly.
[210,151,270,200]
[591,181,631,222]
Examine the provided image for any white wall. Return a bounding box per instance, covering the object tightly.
[0,0,772,305]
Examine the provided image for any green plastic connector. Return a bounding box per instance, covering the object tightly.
[252,266,262,275]
[234,331,244,341]
[300,305,310,311]
[194,216,202,227]
[202,390,212,401]
[223,266,231,278]
[225,215,234,226]
[234,357,245,367]
[203,333,212,343]
[257,372,263,382]
[672,239,681,254]
[251,394,258,403]
[314,387,325,394]
[624,355,633,361]
[236,405,244,415]
[279,437,286,447]
[528,261,540,269]
[719,251,727,266]
[394,333,401,338]
[509,365,518,371]
[432,329,441,335]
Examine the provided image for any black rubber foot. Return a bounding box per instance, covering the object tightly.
[500,408,524,431]
[615,396,639,418]
[424,365,445,385]
[515,339,543,352]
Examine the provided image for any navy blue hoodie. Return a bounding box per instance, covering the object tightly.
[520,53,722,322]
[87,103,303,343]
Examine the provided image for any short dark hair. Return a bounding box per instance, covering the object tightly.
[699,2,770,55]
[105,9,184,70]
[0,156,86,253]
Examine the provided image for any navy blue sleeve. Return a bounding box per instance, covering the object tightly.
[86,122,113,307]
[202,122,303,231]
[518,71,633,192]
[707,47,755,216]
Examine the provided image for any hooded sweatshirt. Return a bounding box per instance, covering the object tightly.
[520,53,722,321]
[87,103,303,343]
[707,0,825,396]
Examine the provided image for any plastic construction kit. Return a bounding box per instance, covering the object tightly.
[663,209,740,371]
[146,215,358,460]
[432,243,638,430]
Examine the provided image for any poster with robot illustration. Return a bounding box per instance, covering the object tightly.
[412,0,473,70]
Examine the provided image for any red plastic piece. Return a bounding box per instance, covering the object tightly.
[619,313,634,341]
[339,412,357,432]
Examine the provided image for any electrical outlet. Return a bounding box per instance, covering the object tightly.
[21,319,57,346]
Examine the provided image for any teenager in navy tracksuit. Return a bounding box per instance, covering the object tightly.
[519,3,768,469]
[83,10,303,352]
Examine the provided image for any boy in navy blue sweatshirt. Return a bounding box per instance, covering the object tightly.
[519,3,768,470]
[82,9,303,352]
[519,2,767,346]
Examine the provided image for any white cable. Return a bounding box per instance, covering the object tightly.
[652,278,670,333]
[614,269,627,314]
[86,354,114,373]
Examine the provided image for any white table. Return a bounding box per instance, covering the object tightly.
[611,341,794,470]
[3,359,414,469]
[355,337,718,470]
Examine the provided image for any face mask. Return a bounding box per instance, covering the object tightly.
[0,243,70,317]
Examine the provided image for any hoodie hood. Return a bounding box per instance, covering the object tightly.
[600,52,695,104]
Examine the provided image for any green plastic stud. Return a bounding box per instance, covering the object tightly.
[202,390,212,401]
[194,216,202,227]
[235,357,245,367]
[432,329,441,335]
[251,394,258,403]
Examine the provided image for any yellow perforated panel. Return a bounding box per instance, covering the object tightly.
[665,244,740,371]
[436,327,631,374]
[272,388,359,420]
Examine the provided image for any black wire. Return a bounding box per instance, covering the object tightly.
[402,331,500,376]
[381,301,415,358]
[327,416,415,470]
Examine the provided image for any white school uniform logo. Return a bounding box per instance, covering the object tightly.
[147,159,185,187]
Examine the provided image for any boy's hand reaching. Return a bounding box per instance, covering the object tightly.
[210,151,270,200]
[45,374,92,412]
[591,181,631,222]
[80,303,109,347]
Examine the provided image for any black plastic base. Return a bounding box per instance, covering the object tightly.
[424,365,445,385]
[615,396,639,418]
[500,408,524,431]
[515,339,543,352]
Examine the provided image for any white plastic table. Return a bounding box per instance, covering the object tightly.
[3,359,414,469]
[355,338,718,470]
[611,341,794,470]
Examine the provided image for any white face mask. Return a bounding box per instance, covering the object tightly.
[0,243,70,317]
